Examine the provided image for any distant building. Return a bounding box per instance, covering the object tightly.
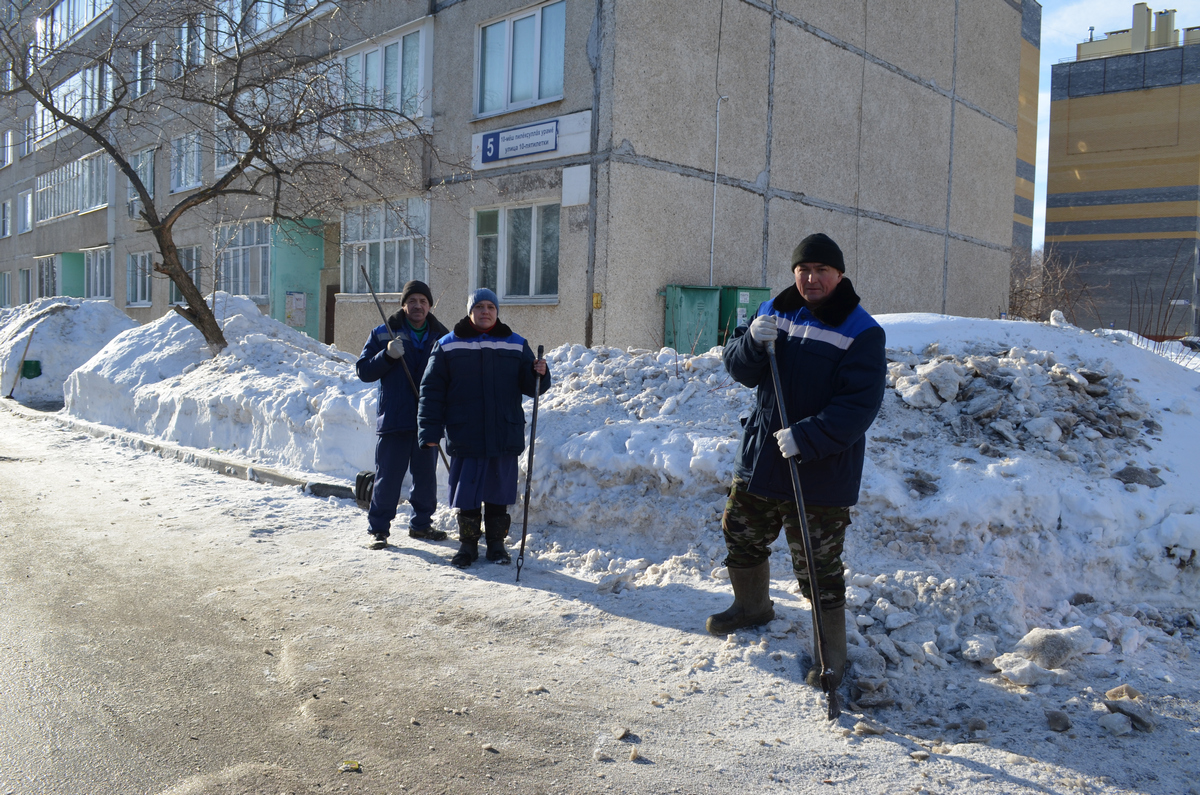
[1,0,1038,353]
[1014,0,1041,267]
[1046,3,1199,336]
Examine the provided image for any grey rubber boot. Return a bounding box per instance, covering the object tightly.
[451,512,482,568]
[705,560,775,635]
[805,604,847,690]
[484,513,512,564]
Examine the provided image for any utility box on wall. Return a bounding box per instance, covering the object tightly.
[662,285,720,354]
[719,286,771,344]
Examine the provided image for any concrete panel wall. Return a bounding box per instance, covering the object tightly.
[864,0,956,89]
[0,0,1029,349]
[776,0,866,49]
[945,238,1009,318]
[770,23,864,207]
[858,63,952,230]
[954,0,1022,127]
[951,108,1019,246]
[853,218,945,315]
[609,0,769,183]
[599,161,765,350]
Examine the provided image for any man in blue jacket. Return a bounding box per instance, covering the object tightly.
[356,280,450,550]
[418,288,550,568]
[708,233,886,690]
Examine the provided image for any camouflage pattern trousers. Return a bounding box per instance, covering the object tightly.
[721,477,850,610]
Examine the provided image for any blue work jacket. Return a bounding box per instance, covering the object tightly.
[356,311,449,434]
[725,279,886,507]
[418,318,552,458]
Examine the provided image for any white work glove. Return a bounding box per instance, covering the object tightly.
[386,338,404,359]
[749,314,777,347]
[774,427,801,459]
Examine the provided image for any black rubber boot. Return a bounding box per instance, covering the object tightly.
[805,604,847,690]
[409,526,448,541]
[451,512,482,568]
[484,513,512,564]
[706,560,775,635]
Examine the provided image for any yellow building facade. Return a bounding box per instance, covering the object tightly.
[1046,4,1200,336]
[1013,0,1040,264]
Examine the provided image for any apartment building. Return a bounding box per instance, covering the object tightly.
[0,0,1038,354]
[1046,3,1199,337]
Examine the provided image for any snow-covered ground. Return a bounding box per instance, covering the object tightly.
[6,295,1200,792]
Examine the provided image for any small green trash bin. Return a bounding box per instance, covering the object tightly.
[661,285,720,354]
[21,360,41,379]
[719,286,772,343]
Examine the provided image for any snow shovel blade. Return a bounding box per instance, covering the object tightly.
[823,674,841,720]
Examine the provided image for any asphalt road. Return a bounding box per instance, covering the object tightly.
[0,408,722,795]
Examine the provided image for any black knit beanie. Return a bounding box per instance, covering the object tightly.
[399,279,433,305]
[791,233,845,273]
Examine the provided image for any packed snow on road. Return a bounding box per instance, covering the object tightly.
[5,293,1200,792]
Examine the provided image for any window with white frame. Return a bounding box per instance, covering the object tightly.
[21,115,35,157]
[0,272,9,307]
[1,200,9,237]
[477,0,565,117]
[37,0,113,54]
[128,147,154,218]
[36,160,80,222]
[18,268,31,303]
[169,245,201,304]
[170,132,202,191]
[127,251,153,305]
[173,16,204,77]
[215,220,270,300]
[341,199,427,294]
[343,27,423,131]
[131,41,155,98]
[36,256,57,298]
[0,130,9,167]
[35,62,110,146]
[1,60,11,91]
[80,151,108,211]
[217,0,316,49]
[474,203,559,300]
[84,247,112,299]
[215,124,248,171]
[17,190,31,232]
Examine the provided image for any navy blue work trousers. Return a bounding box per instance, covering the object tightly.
[368,431,438,536]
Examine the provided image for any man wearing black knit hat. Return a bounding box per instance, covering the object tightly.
[356,279,450,549]
[709,233,886,693]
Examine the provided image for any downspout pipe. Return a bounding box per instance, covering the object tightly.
[709,95,728,287]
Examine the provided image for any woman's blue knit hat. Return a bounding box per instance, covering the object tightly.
[467,288,499,313]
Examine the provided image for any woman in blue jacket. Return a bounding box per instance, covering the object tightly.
[418,288,551,568]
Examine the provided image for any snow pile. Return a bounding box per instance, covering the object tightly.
[513,315,1200,675]
[42,298,1200,676]
[524,344,741,551]
[0,298,137,404]
[65,293,378,477]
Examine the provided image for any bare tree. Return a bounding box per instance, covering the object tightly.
[1,0,455,351]
[1008,246,1104,328]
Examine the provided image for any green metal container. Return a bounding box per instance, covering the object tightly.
[718,286,772,343]
[662,285,720,354]
[21,360,41,379]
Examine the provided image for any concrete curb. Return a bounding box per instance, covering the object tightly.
[0,397,357,501]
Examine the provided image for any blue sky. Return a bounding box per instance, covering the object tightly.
[1030,0,1194,249]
